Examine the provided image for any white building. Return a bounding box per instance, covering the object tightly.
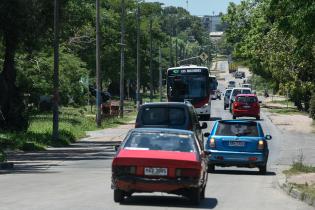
[201,15,225,32]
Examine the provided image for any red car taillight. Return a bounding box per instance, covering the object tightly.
[233,102,240,109]
[257,140,264,150]
[113,166,136,176]
[175,168,200,178]
[252,103,259,108]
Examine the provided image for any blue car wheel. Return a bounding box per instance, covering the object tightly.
[207,164,215,173]
[258,164,267,175]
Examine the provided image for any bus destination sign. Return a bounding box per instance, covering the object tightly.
[170,69,203,74]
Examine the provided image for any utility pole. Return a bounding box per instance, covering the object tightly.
[169,35,173,66]
[95,0,102,127]
[136,1,141,110]
[119,0,125,118]
[175,38,178,66]
[149,17,153,102]
[52,0,60,140]
[159,46,162,102]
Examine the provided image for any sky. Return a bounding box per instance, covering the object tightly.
[145,0,242,16]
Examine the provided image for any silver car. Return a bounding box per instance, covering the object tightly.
[224,89,232,110]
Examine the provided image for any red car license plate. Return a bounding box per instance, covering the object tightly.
[229,141,245,147]
[243,105,251,109]
[144,167,167,176]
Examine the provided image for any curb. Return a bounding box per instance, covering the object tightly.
[0,162,14,170]
[277,172,315,207]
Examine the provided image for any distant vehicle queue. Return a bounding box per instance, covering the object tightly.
[111,65,271,205]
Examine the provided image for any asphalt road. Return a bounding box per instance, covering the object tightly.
[0,61,313,210]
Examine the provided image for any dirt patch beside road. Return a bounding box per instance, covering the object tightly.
[262,97,314,134]
[266,112,314,134]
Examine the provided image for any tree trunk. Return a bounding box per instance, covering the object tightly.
[0,34,28,131]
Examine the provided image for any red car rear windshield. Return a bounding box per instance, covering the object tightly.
[215,122,259,137]
[124,132,196,152]
[236,96,257,103]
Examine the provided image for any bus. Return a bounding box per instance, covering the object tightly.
[209,75,219,100]
[167,65,211,121]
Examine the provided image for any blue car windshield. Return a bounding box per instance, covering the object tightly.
[215,122,259,137]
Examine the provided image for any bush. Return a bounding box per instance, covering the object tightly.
[0,150,6,162]
[309,92,315,120]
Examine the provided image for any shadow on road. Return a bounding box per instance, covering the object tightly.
[211,169,276,176]
[210,117,222,121]
[1,140,120,174]
[121,195,218,209]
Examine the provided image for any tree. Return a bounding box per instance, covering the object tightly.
[0,0,211,132]
[0,1,54,131]
[223,0,315,111]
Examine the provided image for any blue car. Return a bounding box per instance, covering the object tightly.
[205,120,272,174]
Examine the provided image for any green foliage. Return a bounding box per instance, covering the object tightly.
[284,162,315,176]
[292,183,315,200]
[0,0,211,132]
[223,0,315,112]
[0,151,6,162]
[309,92,315,120]
[16,48,89,106]
[0,106,136,152]
[284,150,315,176]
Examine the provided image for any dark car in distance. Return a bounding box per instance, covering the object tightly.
[234,71,245,79]
[135,102,207,147]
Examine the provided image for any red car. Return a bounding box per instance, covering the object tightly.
[232,94,261,120]
[112,128,208,205]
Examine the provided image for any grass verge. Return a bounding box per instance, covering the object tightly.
[268,107,302,115]
[283,161,315,201]
[293,183,315,200]
[284,162,315,176]
[0,106,136,153]
[269,99,294,106]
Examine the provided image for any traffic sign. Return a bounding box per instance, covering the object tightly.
[199,52,208,62]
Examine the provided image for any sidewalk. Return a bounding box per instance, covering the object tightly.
[2,121,135,174]
[262,103,315,207]
[81,120,134,143]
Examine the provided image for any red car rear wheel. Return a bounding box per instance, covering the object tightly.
[114,189,125,203]
[200,186,206,199]
[189,187,201,205]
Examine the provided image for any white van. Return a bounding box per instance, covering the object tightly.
[241,84,252,89]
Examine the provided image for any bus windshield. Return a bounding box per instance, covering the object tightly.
[168,75,208,99]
